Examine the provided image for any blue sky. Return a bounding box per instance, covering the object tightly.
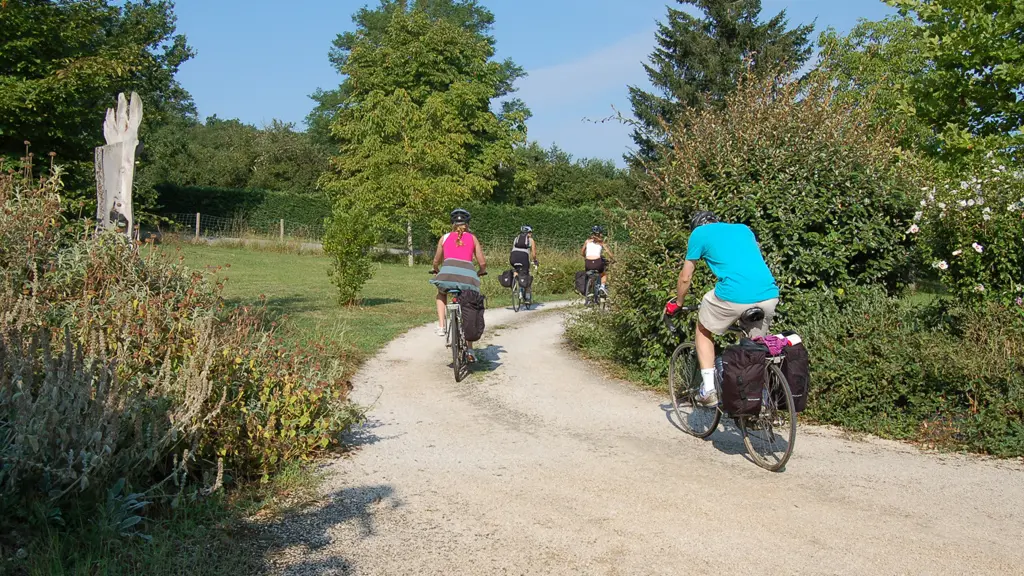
[172,0,897,164]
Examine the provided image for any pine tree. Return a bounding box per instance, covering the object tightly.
[627,0,813,165]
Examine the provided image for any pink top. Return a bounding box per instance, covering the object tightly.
[442,231,476,261]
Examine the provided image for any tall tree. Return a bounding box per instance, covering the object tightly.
[321,7,527,299]
[627,0,812,166]
[888,0,1024,157]
[0,0,194,196]
[307,0,525,147]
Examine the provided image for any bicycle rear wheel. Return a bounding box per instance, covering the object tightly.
[740,364,796,471]
[511,278,521,312]
[669,342,721,438]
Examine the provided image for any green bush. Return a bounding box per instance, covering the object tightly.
[915,153,1024,306]
[0,167,359,535]
[324,207,377,305]
[478,245,579,300]
[783,287,1024,457]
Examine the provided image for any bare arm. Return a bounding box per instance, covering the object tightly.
[531,238,537,261]
[602,242,614,261]
[474,238,487,272]
[677,260,697,303]
[431,237,444,271]
[581,242,588,257]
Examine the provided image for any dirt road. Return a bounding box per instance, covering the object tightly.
[264,303,1024,575]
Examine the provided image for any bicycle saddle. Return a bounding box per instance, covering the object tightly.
[740,307,765,325]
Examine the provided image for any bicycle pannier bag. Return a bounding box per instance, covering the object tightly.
[574,270,588,295]
[458,290,486,342]
[519,271,533,290]
[780,334,809,413]
[498,269,514,288]
[720,339,768,416]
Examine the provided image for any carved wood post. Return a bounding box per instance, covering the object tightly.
[95,92,143,239]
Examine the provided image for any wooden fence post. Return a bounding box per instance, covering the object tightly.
[280,219,284,241]
[195,212,200,241]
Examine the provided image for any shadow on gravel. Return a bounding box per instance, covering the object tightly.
[342,417,405,448]
[252,483,401,575]
[472,344,507,372]
[659,402,753,462]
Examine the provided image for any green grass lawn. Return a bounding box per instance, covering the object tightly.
[159,242,573,363]
[160,243,439,358]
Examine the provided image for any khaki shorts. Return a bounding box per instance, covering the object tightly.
[699,291,778,337]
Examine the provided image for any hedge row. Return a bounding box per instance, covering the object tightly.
[155,184,330,230]
[156,185,644,246]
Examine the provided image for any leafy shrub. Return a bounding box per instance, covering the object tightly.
[0,166,359,527]
[783,286,1024,457]
[914,153,1024,307]
[478,245,579,300]
[323,207,377,305]
[600,70,931,372]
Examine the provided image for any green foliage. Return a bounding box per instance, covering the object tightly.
[0,165,358,537]
[816,15,933,150]
[887,0,1024,156]
[137,116,329,202]
[307,0,524,147]
[628,0,813,164]
[324,207,377,305]
[914,153,1024,306]
[783,286,1024,457]
[451,203,633,248]
[0,0,194,195]
[492,142,641,208]
[478,245,579,301]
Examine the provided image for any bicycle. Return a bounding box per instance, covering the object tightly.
[583,266,609,310]
[510,262,534,312]
[430,269,486,382]
[663,299,797,472]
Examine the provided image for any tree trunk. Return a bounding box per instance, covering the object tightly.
[95,92,143,239]
[406,221,414,267]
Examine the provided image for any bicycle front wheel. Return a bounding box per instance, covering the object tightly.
[740,364,796,472]
[669,342,721,438]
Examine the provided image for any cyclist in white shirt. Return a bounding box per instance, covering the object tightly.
[581,226,614,293]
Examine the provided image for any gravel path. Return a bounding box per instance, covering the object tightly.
[262,303,1024,575]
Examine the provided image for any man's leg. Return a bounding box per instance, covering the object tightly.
[696,321,717,399]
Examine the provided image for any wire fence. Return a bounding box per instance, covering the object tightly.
[161,212,325,242]
[159,212,619,254]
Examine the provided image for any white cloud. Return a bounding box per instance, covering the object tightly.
[509,28,657,164]
[514,28,655,111]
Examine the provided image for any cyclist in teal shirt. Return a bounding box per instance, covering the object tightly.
[664,211,780,405]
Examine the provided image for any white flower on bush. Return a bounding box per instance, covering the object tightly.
[933,260,949,270]
[913,211,923,222]
[1017,296,1023,307]
[907,224,920,234]
[952,249,963,256]
[972,242,984,253]
[938,202,947,209]
[920,199,927,207]
[960,181,970,190]
[967,199,976,207]
[958,199,968,208]
[983,207,992,221]
[977,197,985,206]
[975,284,985,293]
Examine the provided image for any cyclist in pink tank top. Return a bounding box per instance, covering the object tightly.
[430,209,487,357]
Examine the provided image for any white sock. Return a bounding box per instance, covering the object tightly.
[700,368,716,395]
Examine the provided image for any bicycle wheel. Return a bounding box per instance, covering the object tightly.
[451,313,466,382]
[511,278,521,312]
[669,342,721,438]
[740,364,796,472]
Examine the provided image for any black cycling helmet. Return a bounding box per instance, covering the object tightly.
[690,210,719,230]
[591,225,605,236]
[450,208,471,225]
[521,225,533,233]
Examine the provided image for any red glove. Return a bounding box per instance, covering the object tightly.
[665,301,681,316]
